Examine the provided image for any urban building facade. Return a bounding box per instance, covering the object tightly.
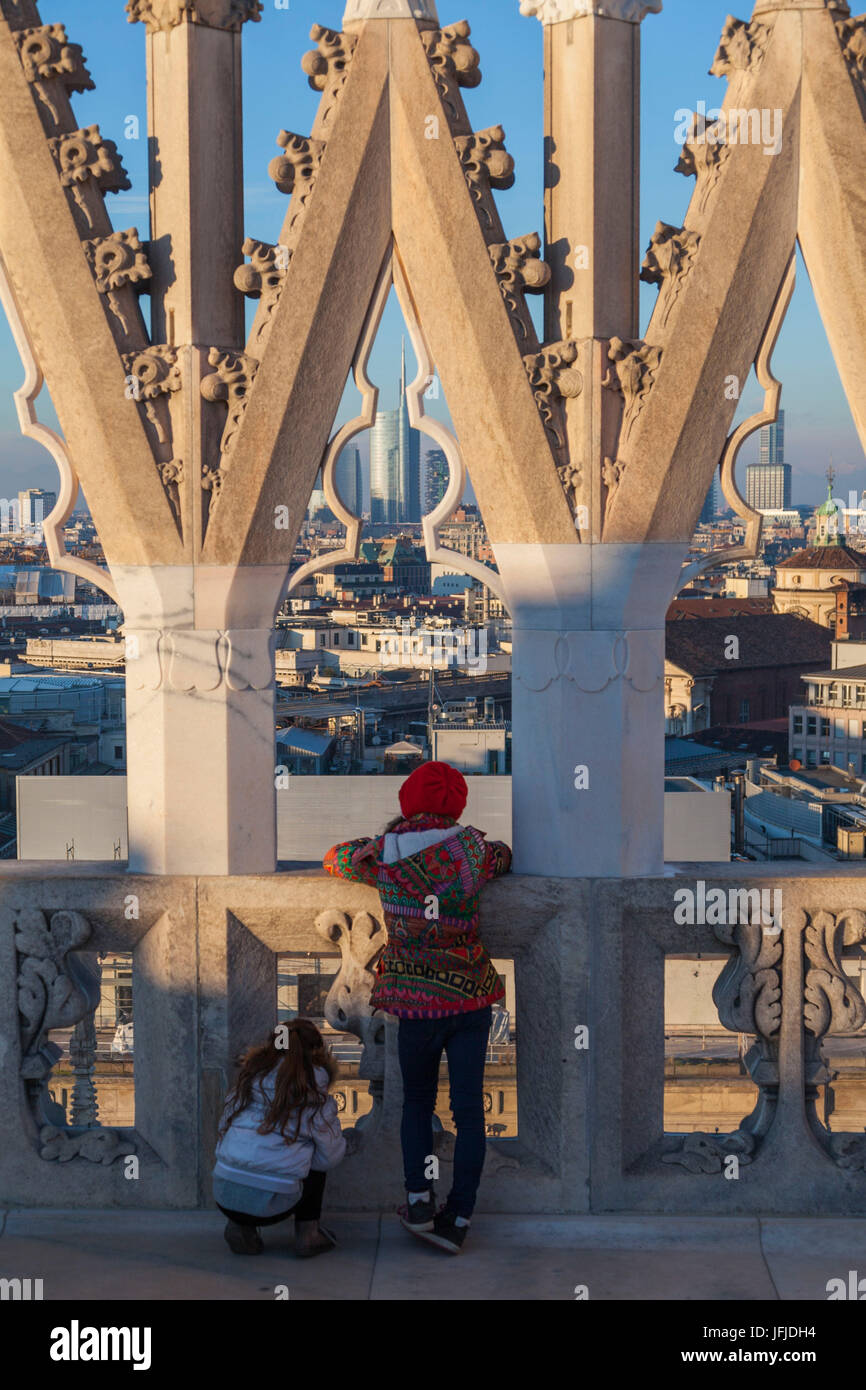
[746,462,792,512]
[369,342,421,523]
[773,544,866,627]
[423,448,449,514]
[335,445,364,517]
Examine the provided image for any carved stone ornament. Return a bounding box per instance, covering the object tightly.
[200,347,259,458]
[125,627,276,692]
[15,908,134,1164]
[234,238,289,345]
[709,16,769,80]
[125,0,263,32]
[301,25,358,128]
[421,21,481,123]
[558,460,583,514]
[48,126,131,230]
[122,345,181,447]
[602,455,625,498]
[662,1128,755,1175]
[343,1,439,19]
[602,336,662,447]
[675,113,731,216]
[14,24,93,128]
[803,908,866,1038]
[836,15,866,98]
[516,629,661,695]
[519,0,663,22]
[523,340,583,453]
[268,131,325,198]
[83,228,151,337]
[640,221,701,330]
[489,233,551,340]
[315,908,386,1054]
[40,1126,136,1165]
[664,917,781,1172]
[713,918,782,1038]
[455,126,515,230]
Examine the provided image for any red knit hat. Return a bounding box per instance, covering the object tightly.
[399,761,468,821]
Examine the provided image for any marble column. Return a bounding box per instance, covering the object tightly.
[508,0,668,879]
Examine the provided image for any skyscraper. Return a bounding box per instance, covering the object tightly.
[746,463,792,511]
[698,476,722,524]
[423,448,450,514]
[759,410,784,467]
[335,445,364,516]
[17,488,57,532]
[747,412,791,512]
[369,339,421,523]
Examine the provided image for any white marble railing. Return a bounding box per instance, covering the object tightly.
[2,862,866,1214]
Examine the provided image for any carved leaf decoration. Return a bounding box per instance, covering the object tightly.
[314,908,386,1049]
[804,908,866,1037]
[15,909,94,1054]
[712,920,782,1037]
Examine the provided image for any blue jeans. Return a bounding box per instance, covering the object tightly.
[398,1005,492,1220]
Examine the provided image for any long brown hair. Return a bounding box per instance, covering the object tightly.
[218,1019,339,1143]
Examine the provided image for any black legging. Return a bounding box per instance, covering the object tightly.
[217,1169,326,1228]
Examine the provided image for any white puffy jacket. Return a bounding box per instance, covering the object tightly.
[213,1064,346,1199]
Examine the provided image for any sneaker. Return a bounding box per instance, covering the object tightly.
[224,1219,263,1255]
[398,1190,436,1234]
[416,1210,469,1254]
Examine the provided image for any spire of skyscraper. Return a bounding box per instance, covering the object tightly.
[400,335,406,399]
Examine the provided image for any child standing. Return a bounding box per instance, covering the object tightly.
[213,1019,346,1257]
[324,760,511,1253]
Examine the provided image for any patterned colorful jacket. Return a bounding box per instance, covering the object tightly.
[323,812,512,1019]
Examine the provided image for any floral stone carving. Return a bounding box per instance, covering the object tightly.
[454,126,515,230]
[315,908,387,1133]
[523,341,583,455]
[640,222,701,331]
[675,112,731,216]
[122,345,182,447]
[233,238,289,346]
[709,16,769,81]
[48,126,131,230]
[200,347,259,459]
[83,228,151,338]
[602,336,662,448]
[602,455,625,499]
[268,131,325,197]
[489,233,550,341]
[15,23,93,128]
[301,25,358,129]
[837,14,866,103]
[15,907,134,1163]
[662,1128,756,1175]
[125,0,263,32]
[421,21,481,125]
[803,908,866,1039]
[664,919,781,1172]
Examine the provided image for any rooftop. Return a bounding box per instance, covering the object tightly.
[0,674,105,691]
[801,663,866,682]
[776,545,866,570]
[666,613,830,675]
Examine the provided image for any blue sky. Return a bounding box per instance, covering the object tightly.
[0,0,861,507]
